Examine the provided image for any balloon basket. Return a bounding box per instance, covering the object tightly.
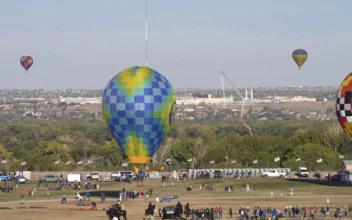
[136,179,143,187]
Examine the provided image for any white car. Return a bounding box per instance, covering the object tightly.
[262,170,287,178]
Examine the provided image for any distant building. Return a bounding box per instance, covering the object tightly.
[291,96,316,102]
[59,97,102,104]
[176,94,233,105]
[274,96,316,102]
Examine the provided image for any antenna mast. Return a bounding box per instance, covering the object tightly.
[220,71,253,136]
[145,0,148,67]
[220,71,226,108]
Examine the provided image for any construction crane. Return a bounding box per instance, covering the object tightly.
[220,71,253,136]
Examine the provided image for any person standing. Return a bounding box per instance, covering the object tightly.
[229,207,233,218]
[214,207,218,219]
[320,207,326,220]
[101,192,106,203]
[61,193,67,204]
[219,206,223,219]
[20,194,24,204]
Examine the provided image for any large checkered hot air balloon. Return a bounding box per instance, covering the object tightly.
[102,66,176,173]
[336,72,352,140]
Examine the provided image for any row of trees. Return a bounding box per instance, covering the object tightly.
[0,119,349,172]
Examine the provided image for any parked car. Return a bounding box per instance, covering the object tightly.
[86,172,100,181]
[39,175,63,183]
[0,173,12,181]
[111,171,135,180]
[262,170,287,178]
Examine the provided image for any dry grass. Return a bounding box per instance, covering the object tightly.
[0,178,351,219]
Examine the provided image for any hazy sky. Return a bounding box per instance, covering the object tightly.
[1,1,351,89]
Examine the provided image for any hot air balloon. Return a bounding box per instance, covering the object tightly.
[20,56,33,72]
[292,49,308,70]
[337,72,352,140]
[102,66,176,174]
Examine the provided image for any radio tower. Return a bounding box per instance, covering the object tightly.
[145,0,148,67]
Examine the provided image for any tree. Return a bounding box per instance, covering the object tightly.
[190,138,210,168]
[282,143,340,171]
[154,137,172,163]
[0,144,16,162]
[94,140,124,170]
[26,141,72,171]
[323,122,344,152]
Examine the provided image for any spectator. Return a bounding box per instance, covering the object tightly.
[320,207,326,220]
[61,193,67,204]
[101,192,105,203]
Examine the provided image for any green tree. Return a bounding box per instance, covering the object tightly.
[26,141,72,171]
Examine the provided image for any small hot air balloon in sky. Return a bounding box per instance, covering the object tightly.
[102,66,176,173]
[336,72,352,140]
[292,49,308,70]
[20,56,33,72]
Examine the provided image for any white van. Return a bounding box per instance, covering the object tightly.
[67,173,81,183]
[297,167,309,177]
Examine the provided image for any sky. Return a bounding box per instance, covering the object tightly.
[1,0,352,89]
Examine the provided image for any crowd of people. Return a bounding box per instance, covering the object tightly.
[188,206,226,219]
[235,205,352,220]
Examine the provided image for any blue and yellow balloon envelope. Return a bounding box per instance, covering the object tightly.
[102,66,176,170]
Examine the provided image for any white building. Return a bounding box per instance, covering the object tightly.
[291,96,316,102]
[176,94,233,105]
[274,96,316,102]
[59,97,102,104]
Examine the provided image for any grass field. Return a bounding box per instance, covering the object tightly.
[0,178,351,219]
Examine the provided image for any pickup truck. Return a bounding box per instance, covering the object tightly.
[0,174,12,181]
[262,170,287,178]
[39,175,63,183]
